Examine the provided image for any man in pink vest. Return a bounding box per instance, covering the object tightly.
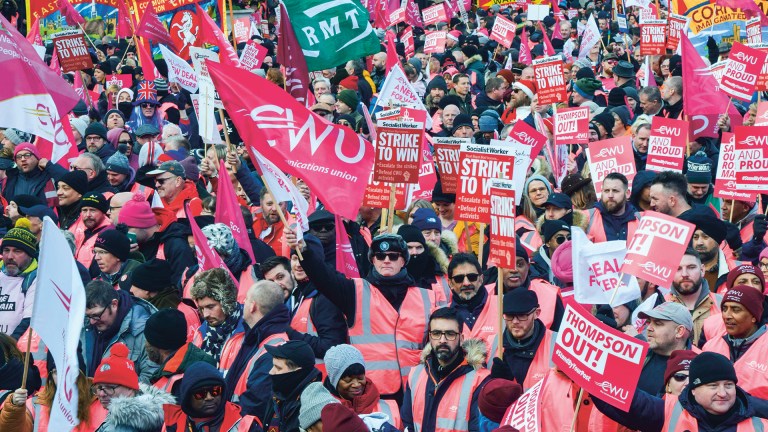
[72,192,114,269]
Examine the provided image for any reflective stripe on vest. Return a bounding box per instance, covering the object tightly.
[664,396,767,431]
[462,285,499,362]
[154,373,184,393]
[289,299,325,370]
[522,330,557,390]
[219,333,245,377]
[702,329,768,399]
[528,281,560,329]
[232,333,288,401]
[32,397,44,432]
[18,329,48,380]
[432,276,452,307]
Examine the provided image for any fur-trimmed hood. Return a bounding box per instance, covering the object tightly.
[441,229,458,255]
[102,383,176,431]
[535,210,588,235]
[428,241,450,274]
[464,54,483,68]
[420,338,487,370]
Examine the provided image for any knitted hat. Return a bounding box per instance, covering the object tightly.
[451,113,474,135]
[11,194,42,210]
[427,75,448,93]
[118,193,156,228]
[503,288,538,314]
[320,403,369,432]
[81,192,109,214]
[202,223,238,257]
[368,233,410,264]
[612,106,631,127]
[84,121,109,141]
[685,152,713,184]
[726,264,765,290]
[524,175,552,199]
[516,238,529,260]
[70,117,89,138]
[337,89,359,109]
[94,229,130,262]
[573,77,602,99]
[592,111,615,133]
[130,259,172,292]
[299,382,340,429]
[72,100,89,116]
[3,128,32,146]
[678,212,727,245]
[93,343,139,390]
[479,115,499,133]
[512,79,536,100]
[2,219,38,258]
[398,224,427,247]
[324,344,366,389]
[447,30,462,41]
[144,308,187,351]
[551,240,573,283]
[411,208,442,232]
[13,143,41,160]
[179,362,225,414]
[105,152,132,176]
[541,219,570,243]
[431,180,456,203]
[154,77,169,92]
[58,170,88,196]
[663,350,697,385]
[339,75,359,91]
[478,378,523,423]
[264,340,316,370]
[607,87,628,107]
[722,285,764,321]
[689,352,737,389]
[104,109,126,124]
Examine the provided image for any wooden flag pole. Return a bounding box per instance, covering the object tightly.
[387,183,397,233]
[465,224,472,255]
[570,388,585,432]
[218,108,234,152]
[20,329,34,389]
[730,200,736,223]
[227,0,238,50]
[478,223,486,264]
[260,177,304,260]
[608,272,625,306]
[497,268,504,358]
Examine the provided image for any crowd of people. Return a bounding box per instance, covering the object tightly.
[1,0,767,430]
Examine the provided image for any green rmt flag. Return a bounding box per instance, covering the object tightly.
[282,0,380,71]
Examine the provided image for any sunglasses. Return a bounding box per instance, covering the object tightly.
[671,373,688,382]
[374,252,401,262]
[155,176,176,185]
[140,103,155,108]
[192,385,223,400]
[310,223,334,232]
[118,140,133,145]
[554,234,571,245]
[510,88,521,93]
[450,273,480,284]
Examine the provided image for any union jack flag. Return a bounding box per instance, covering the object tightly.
[136,81,157,103]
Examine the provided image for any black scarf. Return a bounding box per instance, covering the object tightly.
[201,303,243,362]
[271,368,313,399]
[366,268,415,311]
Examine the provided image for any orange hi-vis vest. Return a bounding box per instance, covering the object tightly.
[228,333,288,402]
[70,216,114,268]
[153,373,184,394]
[407,362,490,432]
[17,329,48,380]
[27,397,108,432]
[432,275,452,306]
[528,280,561,329]
[583,208,640,244]
[702,313,727,342]
[540,370,593,432]
[462,285,501,362]
[522,330,556,390]
[177,301,201,343]
[662,394,768,431]
[289,298,327,376]
[348,279,436,395]
[515,215,542,255]
[702,327,768,399]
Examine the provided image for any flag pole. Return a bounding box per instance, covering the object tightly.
[218,108,234,152]
[478,223,486,263]
[570,388,585,432]
[387,183,397,233]
[497,268,504,358]
[20,328,34,389]
[227,0,237,50]
[608,272,625,305]
[78,23,104,57]
[260,177,305,260]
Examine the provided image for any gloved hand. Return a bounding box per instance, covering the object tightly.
[753,215,767,242]
[724,221,743,251]
[491,357,514,381]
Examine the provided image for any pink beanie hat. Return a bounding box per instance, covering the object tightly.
[107,127,128,149]
[118,193,156,228]
[759,247,768,263]
[551,240,573,284]
[13,142,41,160]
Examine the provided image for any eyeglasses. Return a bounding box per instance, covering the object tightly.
[605,60,618,65]
[510,89,521,93]
[759,262,768,270]
[155,176,176,185]
[86,136,103,142]
[554,234,571,245]
[314,110,330,116]
[192,385,223,400]
[671,373,689,382]
[93,249,111,256]
[71,165,93,172]
[310,223,334,232]
[429,330,459,341]
[140,103,155,109]
[504,309,537,322]
[86,306,109,321]
[373,252,401,262]
[450,273,480,284]
[14,153,34,161]
[91,384,119,396]
[338,121,352,126]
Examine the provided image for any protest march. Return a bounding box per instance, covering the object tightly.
[4,0,768,430]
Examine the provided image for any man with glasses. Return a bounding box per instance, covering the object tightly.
[402,307,490,432]
[82,280,158,382]
[70,193,114,269]
[2,142,66,206]
[91,342,140,409]
[71,152,116,197]
[83,121,116,164]
[598,52,618,91]
[147,160,202,219]
[306,209,369,274]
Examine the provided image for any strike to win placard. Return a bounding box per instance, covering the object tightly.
[455,143,515,224]
[374,120,423,184]
[433,137,469,194]
[54,30,93,73]
[554,107,589,145]
[640,19,666,55]
[586,136,636,199]
[532,56,567,105]
[645,117,688,172]
[488,179,516,269]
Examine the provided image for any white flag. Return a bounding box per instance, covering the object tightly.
[251,149,310,239]
[31,218,86,432]
[159,44,198,93]
[578,15,601,59]
[375,65,433,128]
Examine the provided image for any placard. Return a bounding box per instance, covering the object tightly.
[749,43,768,91]
[714,132,756,201]
[239,40,267,72]
[721,42,767,102]
[424,31,447,54]
[488,179,516,269]
[554,107,589,146]
[640,19,667,55]
[622,212,694,287]
[506,119,547,169]
[490,15,516,49]
[105,74,133,89]
[532,56,567,105]
[500,375,546,431]
[645,117,688,172]
[53,30,93,73]
[455,143,516,224]
[433,137,468,194]
[422,4,448,26]
[757,102,768,126]
[362,175,408,209]
[585,137,636,199]
[402,26,415,58]
[746,17,762,44]
[667,14,687,50]
[390,7,406,25]
[233,17,252,44]
[373,120,423,184]
[735,125,768,193]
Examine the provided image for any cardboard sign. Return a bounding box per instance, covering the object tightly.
[373,120,423,184]
[710,61,728,86]
[506,120,546,169]
[532,56,567,105]
[749,43,768,91]
[433,137,469,194]
[408,141,438,204]
[638,6,657,22]
[586,137,636,199]
[424,31,447,54]
[489,139,533,205]
[490,15,516,49]
[455,143,516,224]
[735,126,768,193]
[721,42,768,102]
[239,40,267,72]
[54,31,93,73]
[622,212,694,287]
[757,102,768,126]
[645,117,688,172]
[402,26,415,58]
[500,375,546,431]
[105,74,133,89]
[488,179,516,269]
[666,14,687,51]
[714,132,756,201]
[362,174,408,209]
[554,107,589,146]
[553,305,648,412]
[640,20,667,55]
[233,17,252,44]
[747,17,762,44]
[390,7,406,25]
[422,4,448,26]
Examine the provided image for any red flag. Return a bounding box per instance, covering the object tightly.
[135,2,175,48]
[27,17,42,45]
[215,159,256,265]
[538,22,556,56]
[136,39,159,81]
[519,28,532,65]
[385,30,399,74]
[49,47,61,75]
[72,71,91,106]
[405,0,424,28]
[372,0,390,29]
[714,0,768,25]
[552,16,563,41]
[57,0,85,26]
[335,214,360,278]
[277,3,309,105]
[187,202,239,283]
[681,32,741,118]
[197,4,241,68]
[115,0,135,38]
[35,114,78,169]
[207,62,375,220]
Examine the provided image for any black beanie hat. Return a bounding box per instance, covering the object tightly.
[84,121,108,141]
[451,113,474,135]
[689,352,737,389]
[58,170,89,196]
[592,111,616,134]
[607,87,627,107]
[81,192,109,214]
[541,219,570,243]
[130,259,173,292]
[397,224,427,247]
[368,234,410,264]
[94,229,130,262]
[144,308,188,351]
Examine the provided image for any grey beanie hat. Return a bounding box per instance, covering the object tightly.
[70,116,89,138]
[105,151,131,176]
[523,174,553,199]
[299,382,340,429]
[324,344,366,389]
[3,128,32,146]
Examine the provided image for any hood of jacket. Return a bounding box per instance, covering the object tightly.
[535,210,588,234]
[179,362,226,414]
[104,382,176,431]
[440,229,459,255]
[419,338,487,370]
[120,296,157,338]
[678,385,757,428]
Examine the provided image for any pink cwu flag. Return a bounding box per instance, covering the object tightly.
[335,213,360,278]
[57,0,85,26]
[215,159,256,264]
[115,0,135,38]
[135,2,176,48]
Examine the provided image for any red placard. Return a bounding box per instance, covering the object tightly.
[622,212,694,287]
[373,120,423,184]
[553,107,589,145]
[735,126,768,193]
[666,14,687,51]
[714,132,757,201]
[362,175,408,209]
[640,20,666,55]
[390,7,406,25]
[433,137,468,194]
[750,43,768,91]
[506,121,546,169]
[532,56,567,105]
[586,137,637,199]
[490,15,516,49]
[553,305,648,412]
[422,4,448,26]
[645,117,688,172]
[747,17,762,45]
[54,31,93,73]
[402,26,415,58]
[105,74,133,89]
[721,42,768,102]
[239,40,267,71]
[455,143,516,224]
[424,31,447,54]
[233,17,252,44]
[500,374,546,431]
[757,102,768,126]
[488,179,516,269]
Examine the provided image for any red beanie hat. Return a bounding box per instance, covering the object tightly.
[478,378,523,423]
[723,285,765,321]
[118,193,157,228]
[93,343,139,390]
[320,404,368,432]
[725,264,765,290]
[663,349,697,384]
[13,142,41,160]
[339,75,359,91]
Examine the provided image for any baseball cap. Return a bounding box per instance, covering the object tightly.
[543,193,572,210]
[638,302,694,331]
[147,160,186,179]
[264,341,316,370]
